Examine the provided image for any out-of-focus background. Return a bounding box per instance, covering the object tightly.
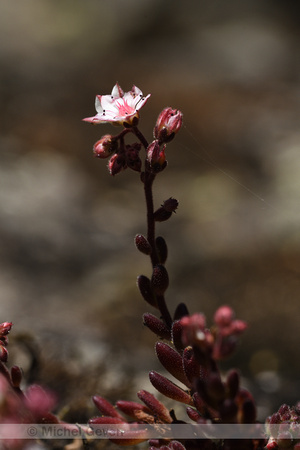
[0,0,300,431]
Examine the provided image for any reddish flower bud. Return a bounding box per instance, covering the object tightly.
[0,322,12,336]
[92,395,123,419]
[137,390,172,423]
[137,275,157,308]
[155,236,168,264]
[93,135,117,158]
[151,265,169,295]
[278,404,289,417]
[143,313,171,340]
[149,371,193,405]
[231,319,248,335]
[146,140,167,173]
[135,234,152,255]
[155,342,191,387]
[214,306,234,327]
[180,313,208,348]
[154,108,183,144]
[108,153,126,176]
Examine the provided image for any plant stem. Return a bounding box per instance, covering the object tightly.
[132,126,173,328]
[132,126,149,150]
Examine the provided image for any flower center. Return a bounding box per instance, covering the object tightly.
[116,99,135,117]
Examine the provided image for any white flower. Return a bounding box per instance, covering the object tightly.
[83,83,150,126]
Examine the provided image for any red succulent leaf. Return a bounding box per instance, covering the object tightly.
[149,371,193,405]
[92,396,124,419]
[155,342,191,387]
[116,400,151,421]
[143,313,171,340]
[137,390,172,423]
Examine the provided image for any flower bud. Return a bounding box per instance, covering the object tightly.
[143,313,171,340]
[151,265,169,295]
[155,236,168,264]
[180,313,207,348]
[0,322,12,336]
[108,153,126,176]
[278,404,289,417]
[135,235,152,255]
[137,275,157,307]
[93,135,117,158]
[214,305,234,327]
[146,140,167,173]
[149,371,193,405]
[154,107,183,144]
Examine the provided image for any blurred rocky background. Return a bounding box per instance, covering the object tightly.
[0,0,300,434]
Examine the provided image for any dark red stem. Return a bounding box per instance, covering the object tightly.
[132,126,172,329]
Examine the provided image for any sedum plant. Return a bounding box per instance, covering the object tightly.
[82,84,300,450]
[0,83,299,450]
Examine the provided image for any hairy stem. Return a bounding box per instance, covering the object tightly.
[132,126,173,328]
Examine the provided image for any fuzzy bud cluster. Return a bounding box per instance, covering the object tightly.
[213,306,247,360]
[266,403,300,449]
